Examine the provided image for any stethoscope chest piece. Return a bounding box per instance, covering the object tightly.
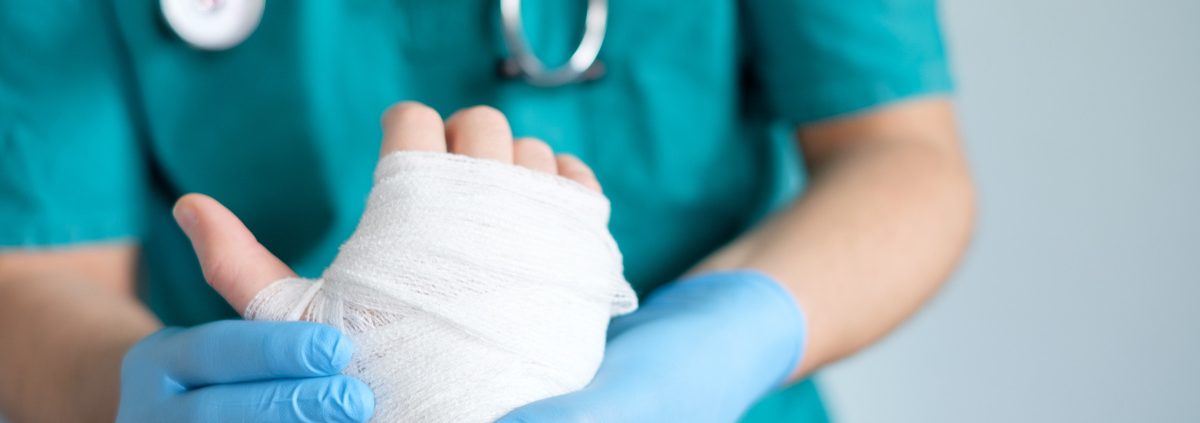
[162,0,264,51]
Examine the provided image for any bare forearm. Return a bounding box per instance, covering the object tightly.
[696,101,974,377]
[0,270,159,422]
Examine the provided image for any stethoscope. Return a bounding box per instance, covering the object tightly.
[160,0,608,87]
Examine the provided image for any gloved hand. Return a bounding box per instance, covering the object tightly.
[116,319,375,422]
[498,270,808,423]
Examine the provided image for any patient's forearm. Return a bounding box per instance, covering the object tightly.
[695,102,975,378]
[0,272,159,422]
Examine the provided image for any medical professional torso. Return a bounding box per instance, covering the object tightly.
[1,0,954,420]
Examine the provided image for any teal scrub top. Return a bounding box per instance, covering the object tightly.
[1,1,952,421]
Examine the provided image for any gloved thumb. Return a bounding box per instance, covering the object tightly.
[174,193,297,314]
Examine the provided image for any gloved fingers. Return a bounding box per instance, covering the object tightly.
[174,193,298,314]
[498,345,662,423]
[156,320,353,386]
[496,386,637,423]
[174,375,375,423]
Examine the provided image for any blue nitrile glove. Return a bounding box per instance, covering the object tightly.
[116,320,375,422]
[499,270,808,422]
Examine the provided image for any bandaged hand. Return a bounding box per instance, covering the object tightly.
[175,103,637,422]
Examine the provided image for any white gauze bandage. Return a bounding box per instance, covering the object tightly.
[244,152,638,422]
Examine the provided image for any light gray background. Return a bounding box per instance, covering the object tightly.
[818,0,1200,421]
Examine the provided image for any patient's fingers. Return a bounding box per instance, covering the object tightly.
[380,102,447,156]
[445,106,514,164]
[174,193,298,315]
[513,138,558,174]
[556,154,602,192]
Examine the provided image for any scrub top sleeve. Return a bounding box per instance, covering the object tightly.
[0,2,148,248]
[743,0,955,125]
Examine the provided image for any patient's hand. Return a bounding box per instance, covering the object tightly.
[174,103,636,422]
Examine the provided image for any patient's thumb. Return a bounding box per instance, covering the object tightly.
[174,193,297,315]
